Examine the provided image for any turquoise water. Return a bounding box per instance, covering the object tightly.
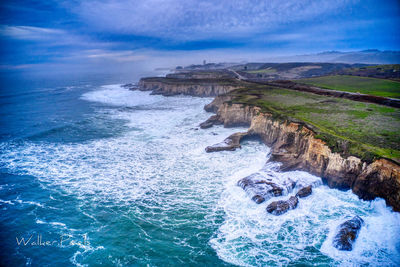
[0,77,399,266]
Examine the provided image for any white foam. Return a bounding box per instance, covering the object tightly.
[0,88,264,208]
[80,84,164,107]
[14,199,45,208]
[0,199,14,205]
[210,166,400,266]
[320,199,400,266]
[50,221,67,227]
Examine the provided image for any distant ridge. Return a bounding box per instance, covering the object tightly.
[267,50,400,64]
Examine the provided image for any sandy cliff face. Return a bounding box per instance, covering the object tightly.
[138,79,240,97]
[207,100,400,211]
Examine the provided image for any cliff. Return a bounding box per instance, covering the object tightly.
[204,98,400,211]
[138,77,246,97]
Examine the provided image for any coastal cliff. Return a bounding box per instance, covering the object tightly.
[138,77,245,97]
[204,98,400,211]
[137,76,400,212]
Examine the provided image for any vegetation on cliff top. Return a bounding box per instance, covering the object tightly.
[233,63,362,80]
[226,85,400,163]
[297,75,400,99]
[334,64,400,81]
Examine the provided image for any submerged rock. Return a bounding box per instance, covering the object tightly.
[333,216,364,251]
[266,196,299,215]
[296,185,312,198]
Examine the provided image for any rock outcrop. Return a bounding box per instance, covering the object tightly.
[199,115,222,129]
[352,159,400,211]
[237,173,296,204]
[205,132,247,152]
[266,196,299,215]
[204,95,232,113]
[333,216,364,251]
[296,185,313,198]
[202,97,400,211]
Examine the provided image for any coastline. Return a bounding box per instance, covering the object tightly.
[135,76,400,212]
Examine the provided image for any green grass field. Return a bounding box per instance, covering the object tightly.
[297,75,400,99]
[363,64,400,71]
[246,68,276,74]
[227,85,400,162]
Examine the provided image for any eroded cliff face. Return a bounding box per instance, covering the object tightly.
[206,99,400,211]
[138,79,240,97]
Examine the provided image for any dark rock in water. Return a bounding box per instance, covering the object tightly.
[122,83,134,88]
[151,90,179,96]
[296,185,312,198]
[121,83,138,90]
[205,132,247,153]
[266,196,298,215]
[333,216,364,251]
[205,142,239,152]
[251,195,265,204]
[200,115,222,129]
[200,122,213,129]
[237,173,289,204]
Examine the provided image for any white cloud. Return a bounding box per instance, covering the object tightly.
[0,25,65,40]
[83,49,148,62]
[0,25,117,50]
[72,0,358,40]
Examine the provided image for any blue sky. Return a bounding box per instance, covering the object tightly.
[0,0,399,74]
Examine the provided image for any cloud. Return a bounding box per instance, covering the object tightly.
[0,25,113,48]
[81,49,149,62]
[0,63,35,70]
[0,25,65,41]
[1,0,399,75]
[71,0,359,40]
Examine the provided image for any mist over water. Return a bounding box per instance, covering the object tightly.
[0,83,399,266]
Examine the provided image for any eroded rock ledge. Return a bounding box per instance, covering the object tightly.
[202,96,400,212]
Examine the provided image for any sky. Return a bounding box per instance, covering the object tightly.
[0,0,399,76]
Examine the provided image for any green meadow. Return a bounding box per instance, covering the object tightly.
[297,75,400,99]
[227,84,400,162]
[245,68,277,74]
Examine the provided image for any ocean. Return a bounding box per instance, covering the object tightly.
[0,73,399,266]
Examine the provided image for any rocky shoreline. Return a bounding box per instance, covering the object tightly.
[203,96,400,212]
[136,77,400,213]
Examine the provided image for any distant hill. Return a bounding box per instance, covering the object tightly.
[229,62,361,80]
[267,50,400,64]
